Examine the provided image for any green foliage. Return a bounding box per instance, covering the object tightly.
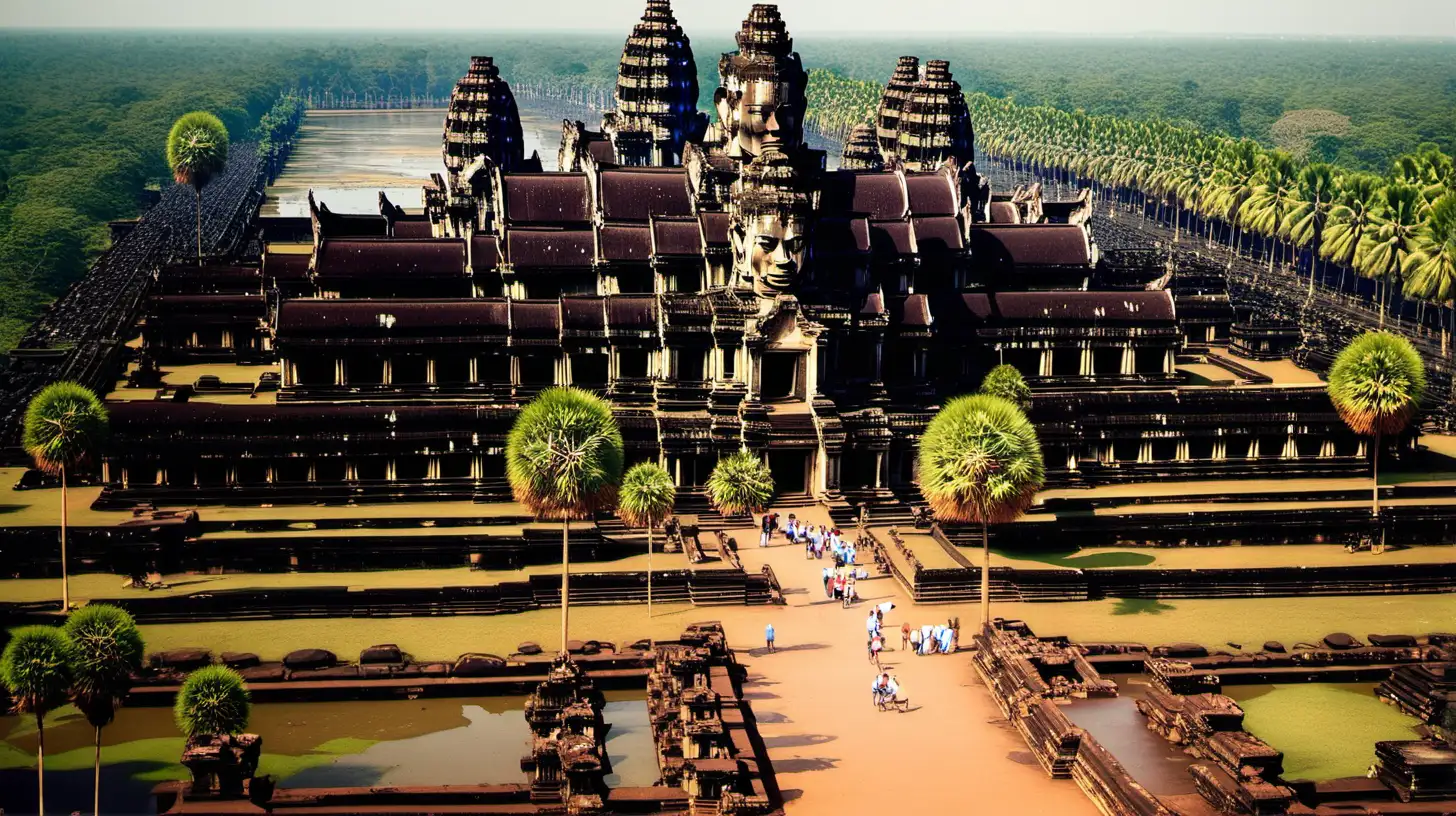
[705,451,774,517]
[1327,331,1426,438]
[978,364,1031,410]
[165,111,229,188]
[1403,193,1456,303]
[505,387,624,519]
[917,394,1045,525]
[617,462,676,530]
[22,381,108,476]
[62,604,144,729]
[0,626,75,718]
[173,665,250,739]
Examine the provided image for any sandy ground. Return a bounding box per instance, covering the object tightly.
[698,515,1096,815]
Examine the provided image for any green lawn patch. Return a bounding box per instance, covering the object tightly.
[1227,683,1421,781]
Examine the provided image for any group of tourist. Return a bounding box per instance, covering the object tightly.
[823,564,871,606]
[760,512,857,565]
[901,621,958,656]
[871,671,909,712]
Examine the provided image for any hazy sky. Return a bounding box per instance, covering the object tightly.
[1,0,1453,37]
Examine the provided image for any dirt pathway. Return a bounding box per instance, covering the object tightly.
[722,523,1096,815]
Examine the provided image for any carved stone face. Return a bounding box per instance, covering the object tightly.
[732,212,807,296]
[715,78,799,160]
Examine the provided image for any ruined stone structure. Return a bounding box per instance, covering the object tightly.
[108,0,1366,513]
[521,655,612,812]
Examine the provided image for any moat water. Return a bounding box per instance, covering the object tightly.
[0,693,655,815]
[260,108,566,217]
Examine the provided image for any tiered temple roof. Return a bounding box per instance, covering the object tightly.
[442,56,528,184]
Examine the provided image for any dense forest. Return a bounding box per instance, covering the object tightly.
[0,30,1452,353]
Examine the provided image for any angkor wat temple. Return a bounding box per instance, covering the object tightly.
[103,1,1369,511]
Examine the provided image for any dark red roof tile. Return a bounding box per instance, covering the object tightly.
[503,174,591,224]
[904,172,957,216]
[970,225,1090,267]
[505,229,597,268]
[314,239,467,279]
[599,168,692,222]
[276,298,509,339]
[992,291,1174,322]
[598,224,653,262]
[651,217,705,256]
[820,171,908,220]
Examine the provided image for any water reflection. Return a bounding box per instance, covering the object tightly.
[261,109,564,217]
[1064,674,1198,796]
[0,692,656,815]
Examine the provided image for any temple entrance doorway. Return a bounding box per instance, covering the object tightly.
[671,454,715,488]
[761,352,801,401]
[769,451,810,497]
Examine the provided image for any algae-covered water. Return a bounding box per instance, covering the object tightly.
[1225,683,1422,781]
[0,692,655,816]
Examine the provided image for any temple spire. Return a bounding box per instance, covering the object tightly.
[606,0,705,166]
[442,56,527,185]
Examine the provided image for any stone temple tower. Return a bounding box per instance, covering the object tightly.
[714,4,810,161]
[840,123,884,171]
[896,59,974,171]
[876,56,920,158]
[442,56,527,187]
[604,0,707,166]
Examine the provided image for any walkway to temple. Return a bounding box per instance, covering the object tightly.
[717,509,1096,814]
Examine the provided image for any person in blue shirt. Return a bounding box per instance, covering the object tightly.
[765,623,776,653]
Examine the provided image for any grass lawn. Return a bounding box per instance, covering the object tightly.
[131,601,700,662]
[1226,683,1422,781]
[1000,594,1456,648]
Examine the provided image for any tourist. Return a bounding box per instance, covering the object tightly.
[786,515,799,542]
[805,525,818,558]
[871,671,890,707]
[878,601,896,619]
[765,622,776,653]
[865,610,880,640]
[869,633,884,667]
[909,627,922,654]
[760,513,773,547]
[920,624,935,655]
[901,621,913,652]
[843,578,857,607]
[885,675,908,712]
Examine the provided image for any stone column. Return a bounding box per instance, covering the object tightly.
[335,359,346,386]
[427,359,437,386]
[468,357,479,384]
[382,358,393,386]
[1121,344,1134,375]
[1176,440,1190,462]
[1079,344,1092,376]
[874,452,885,489]
[1039,349,1052,377]
[1138,441,1151,464]
[1164,348,1174,374]
[1213,440,1227,461]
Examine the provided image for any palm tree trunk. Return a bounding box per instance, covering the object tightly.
[646,525,653,621]
[60,464,69,612]
[195,186,203,266]
[561,517,570,654]
[36,713,45,816]
[1372,431,1381,520]
[980,520,990,628]
[94,725,102,816]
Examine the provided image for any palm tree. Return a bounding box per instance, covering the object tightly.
[1357,183,1427,326]
[617,462,676,621]
[166,112,230,265]
[1327,331,1426,523]
[1,626,75,816]
[506,387,624,654]
[23,382,109,612]
[1281,163,1338,298]
[64,604,144,816]
[174,665,251,739]
[978,364,1031,411]
[1403,193,1456,354]
[917,395,1045,627]
[1238,150,1299,273]
[706,450,776,519]
[1321,172,1384,292]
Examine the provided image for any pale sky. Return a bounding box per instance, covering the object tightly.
[2,0,1453,37]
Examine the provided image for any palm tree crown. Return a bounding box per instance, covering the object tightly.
[706,451,775,517]
[1327,331,1427,437]
[618,462,676,530]
[917,394,1045,524]
[1,626,75,718]
[505,387,624,519]
[63,604,145,729]
[166,112,230,189]
[1403,193,1456,303]
[23,382,108,475]
[978,364,1031,411]
[174,665,251,739]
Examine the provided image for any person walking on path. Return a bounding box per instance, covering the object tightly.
[869,633,884,668]
[760,513,773,548]
[871,672,890,707]
[765,623,776,653]
[900,621,912,652]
